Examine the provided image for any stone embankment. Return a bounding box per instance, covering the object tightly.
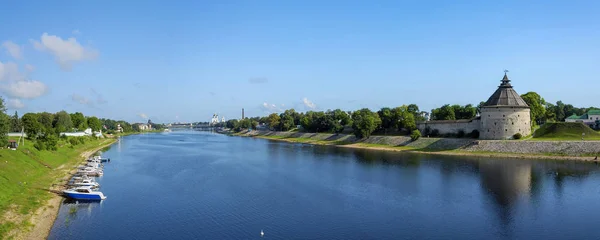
[239,130,600,157]
[463,141,600,156]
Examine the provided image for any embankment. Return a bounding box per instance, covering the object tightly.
[0,137,117,240]
[234,130,600,160]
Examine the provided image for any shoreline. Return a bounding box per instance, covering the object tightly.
[21,138,117,240]
[241,133,600,162]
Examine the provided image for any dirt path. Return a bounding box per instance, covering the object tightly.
[17,139,116,240]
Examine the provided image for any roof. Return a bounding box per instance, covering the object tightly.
[566,114,588,120]
[588,109,600,115]
[482,73,529,108]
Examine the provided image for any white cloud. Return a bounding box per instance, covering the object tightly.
[31,33,98,70]
[138,113,148,119]
[303,97,316,109]
[25,64,35,72]
[0,61,47,99]
[2,41,23,59]
[6,98,25,109]
[261,102,283,113]
[71,94,93,106]
[72,29,81,35]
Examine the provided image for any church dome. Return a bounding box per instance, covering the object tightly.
[482,72,529,108]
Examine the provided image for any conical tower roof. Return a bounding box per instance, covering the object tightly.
[482,72,529,108]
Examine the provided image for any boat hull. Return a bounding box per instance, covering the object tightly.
[63,192,106,200]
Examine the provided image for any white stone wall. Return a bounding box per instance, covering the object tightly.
[417,119,480,136]
[479,107,531,140]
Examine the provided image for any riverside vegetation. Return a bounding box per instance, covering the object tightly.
[218,91,599,141]
[0,96,159,238]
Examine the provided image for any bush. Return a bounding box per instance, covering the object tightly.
[69,138,79,146]
[423,127,432,136]
[457,130,466,138]
[60,134,68,140]
[34,141,46,151]
[78,137,86,144]
[470,130,480,138]
[513,133,522,139]
[410,129,421,141]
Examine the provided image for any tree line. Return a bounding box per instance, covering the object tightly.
[0,96,142,150]
[520,92,599,127]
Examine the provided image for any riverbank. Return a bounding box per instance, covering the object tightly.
[0,136,117,240]
[232,130,600,161]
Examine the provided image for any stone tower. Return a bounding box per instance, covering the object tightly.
[479,72,531,139]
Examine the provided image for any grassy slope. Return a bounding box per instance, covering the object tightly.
[0,136,116,238]
[532,122,600,140]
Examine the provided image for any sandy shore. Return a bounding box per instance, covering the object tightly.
[254,135,599,162]
[19,138,116,240]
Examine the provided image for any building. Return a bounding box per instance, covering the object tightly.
[137,123,151,131]
[565,110,600,129]
[417,72,531,140]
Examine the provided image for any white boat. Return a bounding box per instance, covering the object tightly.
[63,186,106,200]
[69,178,100,188]
[77,167,103,177]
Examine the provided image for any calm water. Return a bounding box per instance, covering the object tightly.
[48,131,600,240]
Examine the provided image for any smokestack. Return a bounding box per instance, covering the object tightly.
[242,108,245,120]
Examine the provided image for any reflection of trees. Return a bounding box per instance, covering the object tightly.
[352,150,421,167]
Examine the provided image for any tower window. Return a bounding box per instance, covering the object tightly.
[503,115,505,117]
[505,129,507,131]
[512,122,514,125]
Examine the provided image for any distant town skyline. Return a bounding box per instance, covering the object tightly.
[1,1,599,123]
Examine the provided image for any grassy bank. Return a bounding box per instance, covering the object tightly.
[0,136,116,239]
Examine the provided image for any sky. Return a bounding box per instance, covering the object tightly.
[1,0,599,123]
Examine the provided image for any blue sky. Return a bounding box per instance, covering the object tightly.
[1,1,599,123]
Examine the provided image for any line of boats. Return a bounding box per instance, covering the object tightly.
[62,156,110,201]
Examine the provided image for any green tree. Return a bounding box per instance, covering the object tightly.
[226,119,239,129]
[351,108,381,138]
[431,104,456,120]
[53,110,73,133]
[455,104,477,119]
[22,113,43,139]
[0,97,9,146]
[377,107,394,132]
[70,112,87,130]
[410,129,421,141]
[39,112,54,132]
[266,113,280,130]
[329,109,351,134]
[10,111,21,132]
[555,100,565,122]
[87,116,102,132]
[279,113,295,131]
[520,92,546,126]
[391,106,417,131]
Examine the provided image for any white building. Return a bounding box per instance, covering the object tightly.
[565,110,600,128]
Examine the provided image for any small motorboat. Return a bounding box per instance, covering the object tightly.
[69,178,100,188]
[63,186,106,200]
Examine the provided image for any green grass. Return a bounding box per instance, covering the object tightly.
[0,136,116,238]
[531,122,600,140]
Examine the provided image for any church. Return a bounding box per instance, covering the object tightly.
[417,72,531,140]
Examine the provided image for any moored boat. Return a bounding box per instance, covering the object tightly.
[63,186,107,200]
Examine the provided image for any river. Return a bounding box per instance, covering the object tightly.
[48,131,600,239]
